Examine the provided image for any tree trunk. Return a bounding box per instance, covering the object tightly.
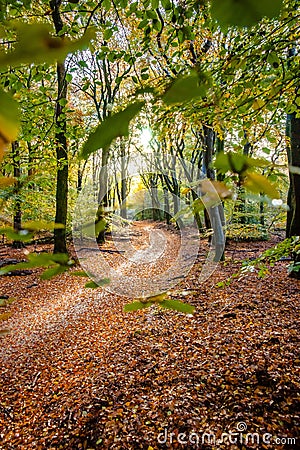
[260,194,265,226]
[120,146,127,219]
[51,0,68,254]
[202,124,225,260]
[12,141,23,248]
[53,61,68,254]
[286,113,300,238]
[286,112,300,279]
[97,146,110,243]
[178,155,203,230]
[236,136,251,225]
[163,185,170,224]
[149,176,161,221]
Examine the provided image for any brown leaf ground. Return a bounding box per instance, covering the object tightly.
[0,223,299,450]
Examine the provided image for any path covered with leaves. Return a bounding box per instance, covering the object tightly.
[0,224,299,450]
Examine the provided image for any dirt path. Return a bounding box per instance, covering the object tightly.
[74,220,203,298]
[0,225,299,449]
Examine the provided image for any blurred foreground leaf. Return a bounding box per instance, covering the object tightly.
[0,89,20,147]
[0,252,73,278]
[81,102,145,159]
[211,0,282,28]
[0,23,95,67]
[125,292,195,314]
[245,172,280,199]
[162,71,210,105]
[85,278,110,288]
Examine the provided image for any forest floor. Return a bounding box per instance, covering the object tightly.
[0,221,299,450]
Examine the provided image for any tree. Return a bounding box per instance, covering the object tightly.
[50,0,69,254]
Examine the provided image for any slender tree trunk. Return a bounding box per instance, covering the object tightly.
[163,185,170,224]
[216,135,225,182]
[77,160,87,192]
[120,146,127,219]
[202,124,225,260]
[260,194,265,226]
[96,146,110,244]
[27,141,35,183]
[237,136,251,225]
[178,155,203,230]
[50,0,68,254]
[53,61,68,254]
[148,176,160,221]
[12,141,22,248]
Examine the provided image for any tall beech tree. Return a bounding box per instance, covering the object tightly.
[50,0,68,254]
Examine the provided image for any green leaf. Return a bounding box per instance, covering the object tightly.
[40,265,68,280]
[162,71,210,105]
[124,301,152,311]
[71,270,89,277]
[85,281,99,288]
[0,228,33,242]
[103,28,114,40]
[22,220,65,231]
[215,152,269,175]
[103,0,111,9]
[85,278,110,288]
[48,253,71,265]
[0,252,71,276]
[0,297,14,307]
[81,102,145,159]
[244,172,280,199]
[78,60,88,68]
[215,152,247,174]
[160,299,195,314]
[58,98,67,107]
[138,19,149,29]
[267,52,281,68]
[211,0,283,28]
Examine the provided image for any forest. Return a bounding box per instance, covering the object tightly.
[0,0,299,449]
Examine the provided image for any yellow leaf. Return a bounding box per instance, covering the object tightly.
[181,187,191,195]
[136,291,168,304]
[0,176,16,188]
[0,89,20,143]
[244,172,280,199]
[0,312,12,321]
[252,98,265,110]
[200,179,233,199]
[0,137,6,162]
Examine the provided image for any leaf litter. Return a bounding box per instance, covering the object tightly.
[0,224,299,449]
